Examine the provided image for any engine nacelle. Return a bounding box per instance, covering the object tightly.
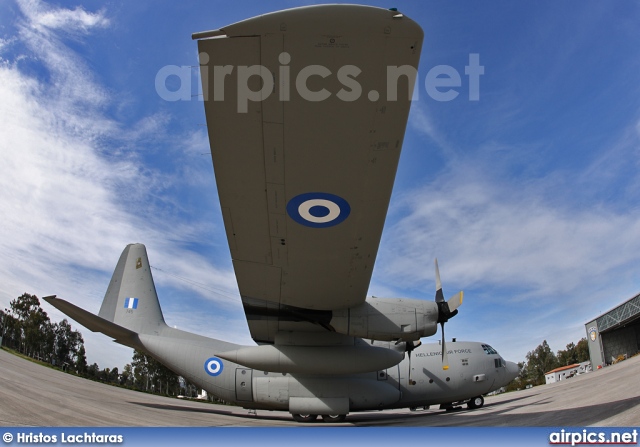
[330,297,439,341]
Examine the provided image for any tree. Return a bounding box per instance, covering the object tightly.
[557,342,578,366]
[121,364,134,387]
[39,320,55,363]
[6,293,88,370]
[575,338,590,363]
[556,338,591,367]
[87,363,99,378]
[109,367,120,384]
[525,340,559,385]
[132,350,151,390]
[131,350,180,395]
[52,319,84,369]
[1,308,20,349]
[0,309,6,342]
[75,345,88,375]
[504,337,594,393]
[8,293,51,358]
[98,367,110,382]
[181,377,198,398]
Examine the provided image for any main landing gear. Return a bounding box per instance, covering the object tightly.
[467,395,484,409]
[292,414,317,422]
[321,414,347,423]
[440,395,485,412]
[291,414,347,423]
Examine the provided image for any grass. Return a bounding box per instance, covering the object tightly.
[1,345,62,372]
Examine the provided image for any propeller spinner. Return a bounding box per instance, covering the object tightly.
[434,259,463,370]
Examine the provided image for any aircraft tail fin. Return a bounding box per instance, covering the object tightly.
[97,243,166,335]
[45,242,241,359]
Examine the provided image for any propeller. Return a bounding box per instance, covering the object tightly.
[406,340,422,385]
[434,258,463,370]
[393,339,422,385]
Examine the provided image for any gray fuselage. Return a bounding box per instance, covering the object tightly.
[138,326,518,412]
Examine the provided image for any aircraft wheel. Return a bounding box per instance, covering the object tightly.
[292,414,318,423]
[467,396,484,409]
[321,414,346,423]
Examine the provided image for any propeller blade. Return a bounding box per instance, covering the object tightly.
[434,258,457,370]
[435,258,444,303]
[441,322,449,370]
[408,350,414,385]
[406,340,422,385]
[447,291,464,313]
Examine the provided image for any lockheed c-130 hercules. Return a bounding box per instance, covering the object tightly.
[45,5,518,423]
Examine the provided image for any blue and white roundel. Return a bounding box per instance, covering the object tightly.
[204,357,223,376]
[287,192,351,228]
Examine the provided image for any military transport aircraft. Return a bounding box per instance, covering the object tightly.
[44,5,518,423]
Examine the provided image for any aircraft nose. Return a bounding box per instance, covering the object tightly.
[506,361,519,381]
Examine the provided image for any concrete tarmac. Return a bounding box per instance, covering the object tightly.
[1,348,638,426]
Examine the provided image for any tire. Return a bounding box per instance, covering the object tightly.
[467,396,484,409]
[321,414,346,423]
[292,414,318,423]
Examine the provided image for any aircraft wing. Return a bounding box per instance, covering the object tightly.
[195,5,422,343]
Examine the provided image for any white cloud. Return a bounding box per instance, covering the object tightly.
[17,0,109,34]
[0,37,17,54]
[380,169,640,297]
[375,115,640,362]
[408,103,456,160]
[0,1,240,369]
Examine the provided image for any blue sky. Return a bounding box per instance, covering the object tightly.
[1,0,639,370]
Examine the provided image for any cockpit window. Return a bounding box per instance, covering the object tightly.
[482,344,498,355]
[494,358,506,368]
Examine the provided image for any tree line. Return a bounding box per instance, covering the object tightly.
[505,338,590,391]
[1,293,192,397]
[2,293,86,371]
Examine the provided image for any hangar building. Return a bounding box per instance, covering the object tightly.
[585,292,640,368]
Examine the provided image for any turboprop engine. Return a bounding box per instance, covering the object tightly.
[218,260,463,374]
[331,260,462,347]
[329,296,440,342]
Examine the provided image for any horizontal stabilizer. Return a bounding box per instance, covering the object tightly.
[43,295,139,347]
